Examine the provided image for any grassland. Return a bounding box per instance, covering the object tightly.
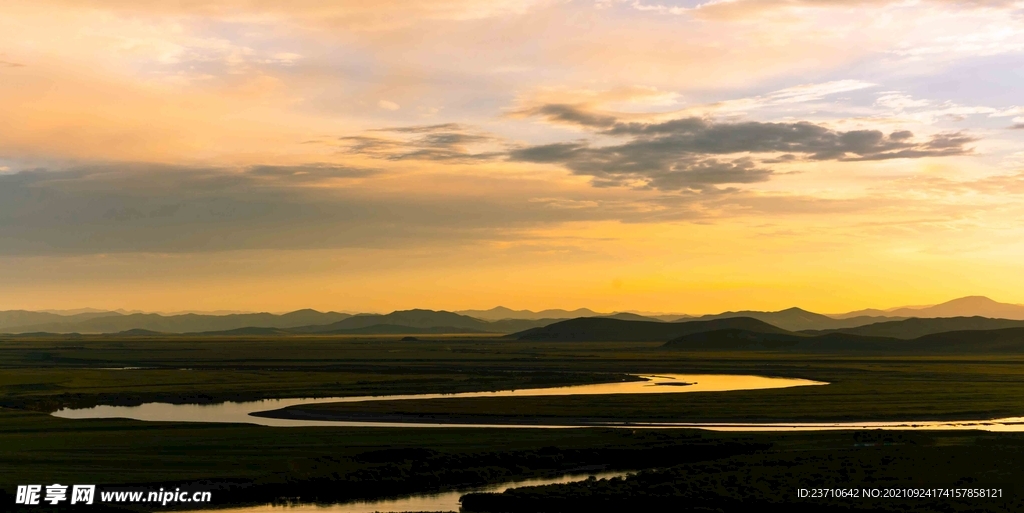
[5,334,1024,511]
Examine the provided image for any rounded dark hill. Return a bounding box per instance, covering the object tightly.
[664,329,902,352]
[292,309,492,333]
[805,316,1024,340]
[685,307,855,331]
[665,326,1024,354]
[597,312,665,322]
[189,327,291,336]
[906,327,1024,353]
[509,316,790,342]
[113,328,167,336]
[313,324,489,335]
[664,329,806,350]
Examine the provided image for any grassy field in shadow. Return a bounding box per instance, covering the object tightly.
[5,335,1024,510]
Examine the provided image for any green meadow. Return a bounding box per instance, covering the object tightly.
[5,335,1024,511]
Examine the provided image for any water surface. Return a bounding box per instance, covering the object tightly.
[54,374,823,428]
[51,373,1024,431]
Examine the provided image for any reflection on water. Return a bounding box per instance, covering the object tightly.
[53,374,824,427]
[199,471,630,513]
[50,373,1024,431]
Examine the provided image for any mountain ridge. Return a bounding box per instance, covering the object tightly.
[804,316,1024,339]
[664,326,1024,354]
[3,310,353,334]
[510,317,791,342]
[4,295,1023,335]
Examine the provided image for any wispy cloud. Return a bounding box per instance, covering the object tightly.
[339,124,507,162]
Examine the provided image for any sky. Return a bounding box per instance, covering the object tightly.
[2,0,1024,314]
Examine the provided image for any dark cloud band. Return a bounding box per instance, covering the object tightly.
[508,104,975,191]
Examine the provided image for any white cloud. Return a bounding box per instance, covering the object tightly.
[892,27,1024,58]
[677,80,876,117]
[875,92,931,111]
[767,80,877,104]
[872,91,1005,125]
[991,107,1024,118]
[378,100,400,111]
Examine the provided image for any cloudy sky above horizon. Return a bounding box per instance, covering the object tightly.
[2,0,1024,314]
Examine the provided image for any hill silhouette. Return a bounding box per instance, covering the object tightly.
[484,318,567,333]
[664,326,1024,354]
[599,312,665,322]
[190,327,293,336]
[910,327,1024,352]
[805,316,1024,339]
[6,297,1023,336]
[886,296,1024,319]
[189,324,492,336]
[510,317,789,341]
[309,324,489,335]
[113,329,166,336]
[454,306,605,321]
[833,296,1024,320]
[0,310,123,331]
[290,310,554,334]
[689,307,902,331]
[290,310,491,333]
[2,310,353,334]
[664,329,887,351]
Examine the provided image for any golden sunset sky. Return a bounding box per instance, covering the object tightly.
[2,0,1024,314]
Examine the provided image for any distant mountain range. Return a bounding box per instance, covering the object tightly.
[0,310,125,332]
[287,310,553,335]
[2,309,353,334]
[664,326,1024,354]
[804,316,1024,339]
[503,315,1024,354]
[3,295,1023,336]
[510,317,790,342]
[683,307,903,332]
[453,307,690,322]
[454,307,605,321]
[832,296,1024,320]
[0,309,557,336]
[508,314,1024,353]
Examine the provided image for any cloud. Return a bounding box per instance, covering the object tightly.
[378,100,401,111]
[872,92,1024,126]
[523,104,619,129]
[340,124,506,162]
[515,81,876,126]
[6,160,915,256]
[626,0,1024,20]
[0,163,695,256]
[509,108,976,190]
[0,60,25,68]
[31,0,551,31]
[244,164,378,181]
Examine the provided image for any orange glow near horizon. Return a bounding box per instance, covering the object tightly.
[1,0,1023,314]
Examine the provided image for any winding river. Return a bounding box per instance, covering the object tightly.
[52,374,821,427]
[51,373,1024,431]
